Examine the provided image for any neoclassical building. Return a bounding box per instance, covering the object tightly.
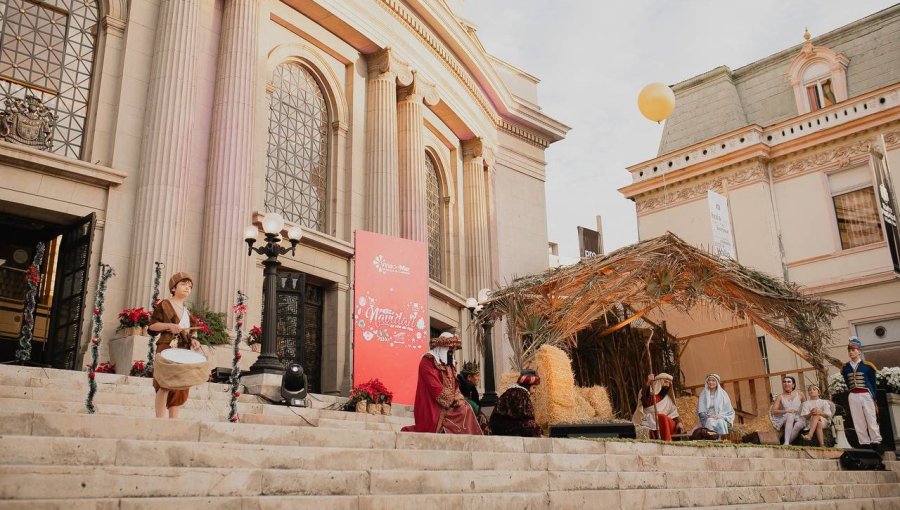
[0,0,567,394]
[620,6,900,391]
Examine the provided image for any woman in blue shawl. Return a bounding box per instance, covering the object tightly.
[696,373,735,435]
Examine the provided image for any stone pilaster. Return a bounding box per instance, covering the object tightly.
[198,0,259,319]
[127,0,201,306]
[462,138,491,295]
[365,48,412,236]
[398,72,439,242]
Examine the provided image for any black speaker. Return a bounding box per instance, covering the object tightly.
[839,449,886,471]
[548,423,636,439]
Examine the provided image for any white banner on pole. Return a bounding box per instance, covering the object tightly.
[707,190,736,259]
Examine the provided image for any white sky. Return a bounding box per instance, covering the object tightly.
[461,1,897,257]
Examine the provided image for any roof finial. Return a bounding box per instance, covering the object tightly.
[803,27,811,42]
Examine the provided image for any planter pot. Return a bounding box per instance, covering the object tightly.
[110,335,152,375]
[367,403,382,415]
[355,401,368,413]
[250,343,261,353]
[117,326,146,339]
[888,392,900,449]
[381,403,391,416]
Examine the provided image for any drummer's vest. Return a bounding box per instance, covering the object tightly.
[848,367,868,391]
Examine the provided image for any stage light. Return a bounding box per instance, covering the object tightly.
[281,363,309,407]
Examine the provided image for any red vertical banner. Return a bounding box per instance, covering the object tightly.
[353,230,429,405]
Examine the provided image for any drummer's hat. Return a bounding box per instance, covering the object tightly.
[168,272,195,294]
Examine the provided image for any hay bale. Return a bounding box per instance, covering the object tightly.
[674,395,699,431]
[531,345,596,429]
[577,385,615,420]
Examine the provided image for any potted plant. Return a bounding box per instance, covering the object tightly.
[116,307,151,337]
[88,361,116,374]
[347,379,393,415]
[188,303,230,346]
[247,325,262,352]
[129,360,151,377]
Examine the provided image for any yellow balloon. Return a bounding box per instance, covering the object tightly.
[638,82,675,123]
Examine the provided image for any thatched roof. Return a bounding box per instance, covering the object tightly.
[478,232,841,369]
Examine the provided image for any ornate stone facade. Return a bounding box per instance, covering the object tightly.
[0,94,57,151]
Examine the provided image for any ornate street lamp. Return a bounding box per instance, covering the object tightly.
[466,288,498,408]
[244,212,303,374]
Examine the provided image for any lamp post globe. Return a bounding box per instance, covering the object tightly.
[262,212,285,236]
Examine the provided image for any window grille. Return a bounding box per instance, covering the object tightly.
[264,62,329,232]
[425,153,444,282]
[0,0,98,159]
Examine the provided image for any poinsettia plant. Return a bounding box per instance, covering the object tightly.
[349,378,393,406]
[247,325,262,345]
[130,360,151,377]
[117,307,151,330]
[88,361,116,374]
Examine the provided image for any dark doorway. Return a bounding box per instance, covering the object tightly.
[266,270,324,393]
[0,210,95,369]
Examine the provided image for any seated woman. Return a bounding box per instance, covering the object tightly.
[696,373,735,436]
[769,375,805,446]
[800,384,833,447]
[633,373,683,441]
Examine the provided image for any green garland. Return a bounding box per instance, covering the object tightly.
[144,261,164,376]
[85,264,116,414]
[228,291,247,422]
[15,242,45,363]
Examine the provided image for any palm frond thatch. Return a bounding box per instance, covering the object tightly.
[476,232,841,371]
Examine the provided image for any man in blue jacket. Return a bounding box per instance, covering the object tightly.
[841,337,882,451]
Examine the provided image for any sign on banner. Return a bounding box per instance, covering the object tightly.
[353,230,429,405]
[707,190,736,259]
[872,136,900,274]
[577,226,602,258]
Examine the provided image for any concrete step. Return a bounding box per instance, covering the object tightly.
[5,435,885,479]
[1,492,897,510]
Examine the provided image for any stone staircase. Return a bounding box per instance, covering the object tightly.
[0,364,898,509]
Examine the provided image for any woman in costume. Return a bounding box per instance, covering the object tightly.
[800,384,833,447]
[696,373,735,436]
[633,372,683,441]
[769,375,805,445]
[401,333,482,435]
[148,272,200,419]
[490,369,542,437]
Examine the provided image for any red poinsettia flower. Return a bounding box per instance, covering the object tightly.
[117,307,151,329]
[248,325,262,345]
[191,315,212,335]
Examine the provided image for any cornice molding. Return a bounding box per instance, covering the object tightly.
[771,137,873,181]
[635,162,766,215]
[376,0,554,148]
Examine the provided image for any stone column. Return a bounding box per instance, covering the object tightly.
[127,0,201,306]
[365,48,412,236]
[398,72,439,242]
[462,138,492,295]
[199,0,259,319]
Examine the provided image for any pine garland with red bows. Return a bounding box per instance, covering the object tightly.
[85,263,116,414]
[143,261,164,377]
[228,291,248,422]
[15,242,45,363]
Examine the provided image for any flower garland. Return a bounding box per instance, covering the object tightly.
[228,291,247,423]
[85,263,116,414]
[144,261,164,376]
[15,242,45,363]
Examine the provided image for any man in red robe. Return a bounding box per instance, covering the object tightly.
[401,333,482,435]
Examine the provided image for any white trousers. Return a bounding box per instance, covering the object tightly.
[848,391,882,445]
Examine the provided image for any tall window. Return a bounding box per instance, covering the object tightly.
[265,62,329,232]
[425,153,444,282]
[833,188,883,249]
[0,0,99,159]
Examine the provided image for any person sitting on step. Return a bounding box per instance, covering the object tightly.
[490,369,542,437]
[769,375,805,446]
[696,373,735,436]
[633,372,683,441]
[457,360,490,434]
[799,384,833,447]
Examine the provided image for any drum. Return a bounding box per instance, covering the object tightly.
[155,348,209,390]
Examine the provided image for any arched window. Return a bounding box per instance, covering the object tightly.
[265,62,329,232]
[787,34,849,115]
[0,0,99,159]
[425,153,444,282]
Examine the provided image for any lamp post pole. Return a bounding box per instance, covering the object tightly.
[480,316,498,408]
[467,289,497,409]
[245,213,302,375]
